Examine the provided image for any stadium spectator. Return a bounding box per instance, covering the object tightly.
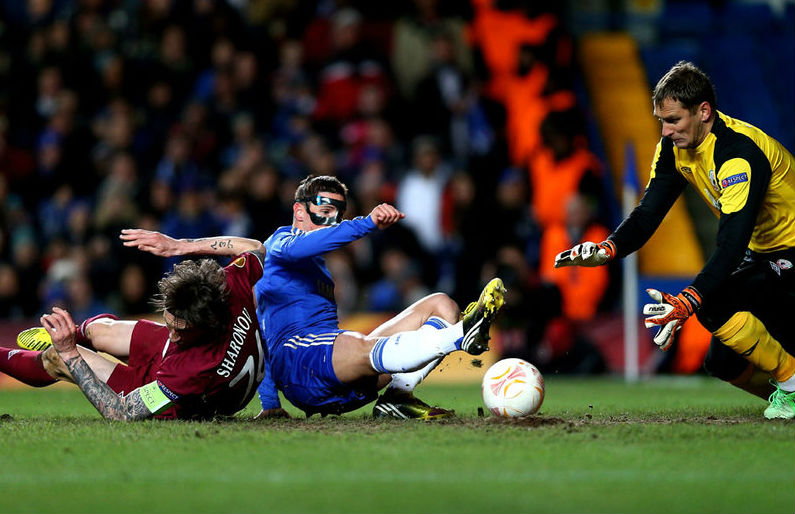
[390,0,472,102]
[2,254,272,421]
[311,8,390,126]
[366,247,431,313]
[395,136,452,261]
[528,109,606,229]
[554,61,795,419]
[489,166,538,263]
[409,27,473,161]
[540,192,610,322]
[482,244,562,367]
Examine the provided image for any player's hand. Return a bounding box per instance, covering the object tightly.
[254,408,292,420]
[120,229,182,257]
[369,203,405,230]
[642,287,702,351]
[554,240,616,268]
[41,307,79,360]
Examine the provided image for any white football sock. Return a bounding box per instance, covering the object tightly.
[777,373,795,392]
[369,316,462,374]
[388,357,443,394]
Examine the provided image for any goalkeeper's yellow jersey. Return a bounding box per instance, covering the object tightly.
[651,111,795,252]
[610,111,795,298]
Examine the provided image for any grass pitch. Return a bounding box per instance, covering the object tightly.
[1,376,792,514]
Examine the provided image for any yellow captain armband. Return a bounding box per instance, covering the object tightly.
[139,381,174,414]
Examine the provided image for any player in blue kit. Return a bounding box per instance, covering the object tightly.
[121,175,506,419]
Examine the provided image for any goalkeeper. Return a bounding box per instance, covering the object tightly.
[554,61,795,420]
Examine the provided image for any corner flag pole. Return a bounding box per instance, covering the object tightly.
[622,142,640,382]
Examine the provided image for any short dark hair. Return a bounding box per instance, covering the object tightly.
[152,259,230,340]
[294,174,348,202]
[652,61,717,114]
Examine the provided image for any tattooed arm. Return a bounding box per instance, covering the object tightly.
[120,229,263,257]
[61,356,155,421]
[42,307,167,421]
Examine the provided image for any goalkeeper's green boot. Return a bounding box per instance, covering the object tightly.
[763,383,795,420]
[460,277,506,355]
[17,327,52,352]
[372,390,455,420]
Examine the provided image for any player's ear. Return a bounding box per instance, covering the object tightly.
[293,201,304,222]
[698,101,712,122]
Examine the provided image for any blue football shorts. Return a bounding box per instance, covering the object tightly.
[270,329,378,416]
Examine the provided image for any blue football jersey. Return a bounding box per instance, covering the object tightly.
[255,216,377,353]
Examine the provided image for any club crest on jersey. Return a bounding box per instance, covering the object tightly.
[680,166,693,174]
[232,256,246,267]
[777,259,793,270]
[708,169,719,191]
[721,172,748,188]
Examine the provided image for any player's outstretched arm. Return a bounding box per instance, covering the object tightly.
[554,240,616,268]
[42,307,166,421]
[120,229,263,257]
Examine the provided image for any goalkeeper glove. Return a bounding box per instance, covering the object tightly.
[642,287,702,351]
[554,240,616,268]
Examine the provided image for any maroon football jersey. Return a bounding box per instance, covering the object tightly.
[153,253,265,419]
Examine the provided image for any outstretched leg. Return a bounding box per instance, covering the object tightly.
[712,312,795,419]
[330,280,506,420]
[1,345,118,387]
[17,314,136,359]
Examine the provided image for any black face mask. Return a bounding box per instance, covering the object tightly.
[299,194,347,226]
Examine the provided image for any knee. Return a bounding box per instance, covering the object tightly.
[41,348,72,381]
[83,317,117,352]
[424,292,459,323]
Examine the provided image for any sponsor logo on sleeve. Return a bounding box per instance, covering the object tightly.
[776,259,792,270]
[720,172,748,188]
[680,166,692,174]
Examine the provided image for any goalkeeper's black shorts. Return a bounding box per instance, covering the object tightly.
[698,248,795,380]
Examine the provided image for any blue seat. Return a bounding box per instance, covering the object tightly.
[757,32,795,149]
[716,2,775,34]
[640,40,701,88]
[701,34,783,146]
[658,2,714,37]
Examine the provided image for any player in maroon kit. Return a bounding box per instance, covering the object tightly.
[2,251,274,421]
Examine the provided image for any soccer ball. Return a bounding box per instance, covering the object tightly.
[481,358,545,417]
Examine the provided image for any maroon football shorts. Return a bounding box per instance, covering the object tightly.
[105,320,169,395]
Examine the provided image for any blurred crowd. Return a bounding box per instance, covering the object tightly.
[0,0,616,373]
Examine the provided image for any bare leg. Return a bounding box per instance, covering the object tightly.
[41,346,119,384]
[363,293,460,390]
[368,293,460,337]
[332,294,464,384]
[85,320,138,358]
[331,332,378,384]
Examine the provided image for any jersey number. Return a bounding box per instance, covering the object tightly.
[229,330,266,405]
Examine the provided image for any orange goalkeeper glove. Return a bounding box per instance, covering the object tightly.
[642,287,702,351]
